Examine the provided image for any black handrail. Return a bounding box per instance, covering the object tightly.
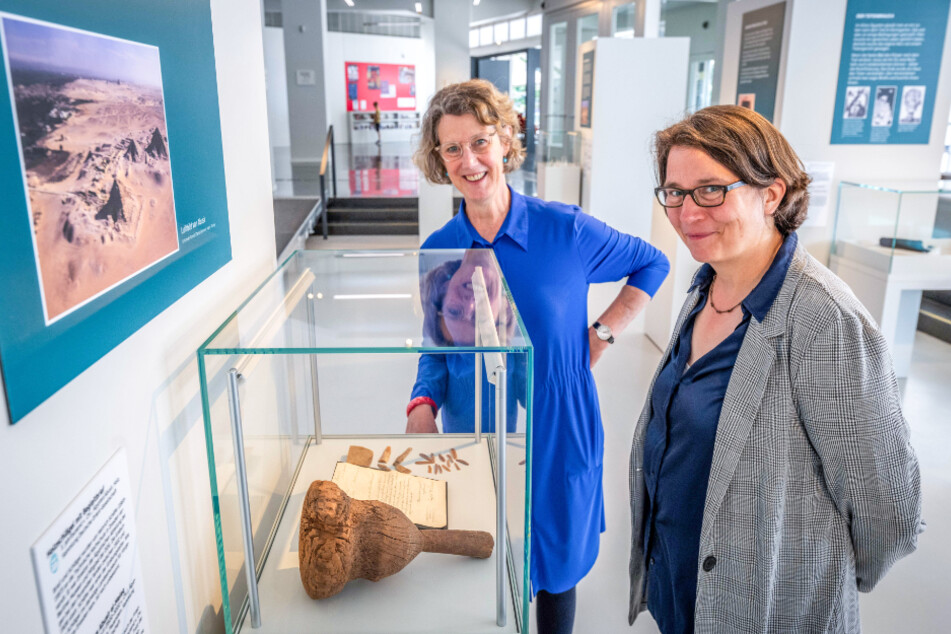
[317,126,337,239]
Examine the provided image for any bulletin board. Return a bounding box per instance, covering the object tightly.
[345,61,416,112]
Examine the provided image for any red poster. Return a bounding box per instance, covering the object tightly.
[345,61,416,111]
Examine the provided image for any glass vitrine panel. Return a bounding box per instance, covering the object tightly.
[198,249,533,633]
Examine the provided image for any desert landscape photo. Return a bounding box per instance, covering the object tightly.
[2,14,179,323]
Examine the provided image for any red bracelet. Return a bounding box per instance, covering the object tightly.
[406,396,438,417]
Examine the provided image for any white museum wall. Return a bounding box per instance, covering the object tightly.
[325,28,437,142]
[0,0,277,632]
[264,26,292,149]
[578,37,691,241]
[720,0,951,262]
[282,0,331,162]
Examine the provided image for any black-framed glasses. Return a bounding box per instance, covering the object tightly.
[654,180,747,208]
[434,129,497,161]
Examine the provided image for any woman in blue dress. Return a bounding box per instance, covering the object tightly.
[404,79,669,634]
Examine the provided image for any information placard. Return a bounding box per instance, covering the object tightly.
[31,450,148,634]
[830,0,951,144]
[579,49,595,128]
[735,2,786,122]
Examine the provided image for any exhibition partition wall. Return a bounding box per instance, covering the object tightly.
[0,0,278,631]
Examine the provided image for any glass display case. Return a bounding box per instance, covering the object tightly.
[198,249,533,633]
[536,130,582,205]
[829,181,951,377]
[831,181,951,274]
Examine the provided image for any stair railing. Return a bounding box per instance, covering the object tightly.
[317,125,337,239]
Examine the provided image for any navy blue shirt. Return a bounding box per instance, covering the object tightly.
[643,233,798,633]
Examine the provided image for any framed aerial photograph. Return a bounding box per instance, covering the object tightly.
[2,15,179,324]
[0,2,232,425]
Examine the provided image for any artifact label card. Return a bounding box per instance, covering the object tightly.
[30,449,148,634]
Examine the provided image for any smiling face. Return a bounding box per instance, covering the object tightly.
[436,113,511,207]
[663,146,783,267]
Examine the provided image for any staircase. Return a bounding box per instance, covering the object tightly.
[918,291,951,344]
[324,197,418,236]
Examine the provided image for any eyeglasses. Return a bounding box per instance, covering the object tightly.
[434,130,497,161]
[654,180,747,208]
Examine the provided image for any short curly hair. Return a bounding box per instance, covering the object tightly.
[414,79,525,185]
[654,105,812,235]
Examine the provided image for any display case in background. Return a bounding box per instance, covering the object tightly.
[198,249,533,633]
[829,181,951,376]
[536,130,581,206]
[348,110,421,144]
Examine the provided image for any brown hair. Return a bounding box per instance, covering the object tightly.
[654,105,811,235]
[414,79,525,184]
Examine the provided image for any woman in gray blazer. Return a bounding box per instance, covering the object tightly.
[629,105,923,633]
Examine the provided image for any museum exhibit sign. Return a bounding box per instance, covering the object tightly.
[734,1,787,122]
[345,61,416,112]
[0,1,232,423]
[830,0,951,144]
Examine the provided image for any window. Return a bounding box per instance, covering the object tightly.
[494,22,509,44]
[479,25,493,46]
[527,14,542,37]
[470,28,480,48]
[510,17,526,41]
[612,3,637,38]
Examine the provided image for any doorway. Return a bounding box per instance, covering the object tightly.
[473,49,542,161]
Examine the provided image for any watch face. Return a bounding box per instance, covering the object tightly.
[596,324,611,340]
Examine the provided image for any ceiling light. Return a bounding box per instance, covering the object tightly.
[415,2,422,13]
[473,0,481,6]
[344,0,355,7]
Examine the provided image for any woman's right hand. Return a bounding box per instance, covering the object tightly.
[406,405,438,433]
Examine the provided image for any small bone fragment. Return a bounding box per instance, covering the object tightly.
[455,463,460,471]
[377,464,390,471]
[381,446,392,463]
[428,465,432,473]
[438,454,447,463]
[456,459,469,466]
[395,447,413,464]
[418,453,434,464]
[346,446,373,467]
[395,464,411,474]
[451,448,458,460]
[434,464,442,474]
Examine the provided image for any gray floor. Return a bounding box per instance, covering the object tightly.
[304,236,951,633]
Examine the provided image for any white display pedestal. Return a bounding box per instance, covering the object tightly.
[232,436,524,633]
[830,242,951,377]
[417,178,454,244]
[536,162,581,206]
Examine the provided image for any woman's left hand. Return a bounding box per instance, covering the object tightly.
[589,327,610,368]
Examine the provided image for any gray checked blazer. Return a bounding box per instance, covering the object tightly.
[628,244,923,633]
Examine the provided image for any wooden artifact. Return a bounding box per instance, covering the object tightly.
[299,481,494,599]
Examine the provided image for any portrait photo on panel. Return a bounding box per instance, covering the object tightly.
[872,86,896,127]
[843,85,870,119]
[899,85,925,124]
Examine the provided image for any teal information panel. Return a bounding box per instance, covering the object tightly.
[735,2,786,123]
[831,0,950,144]
[0,0,231,423]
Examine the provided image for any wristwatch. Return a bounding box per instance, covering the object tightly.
[592,321,615,344]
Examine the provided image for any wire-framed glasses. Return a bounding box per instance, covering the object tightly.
[434,129,498,161]
[654,180,747,208]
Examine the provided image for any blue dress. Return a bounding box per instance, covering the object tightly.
[412,187,670,593]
